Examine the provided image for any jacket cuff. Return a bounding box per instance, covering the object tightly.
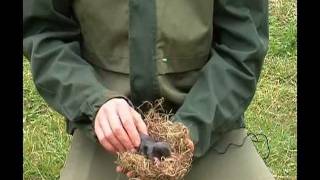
[85,90,131,142]
[90,95,132,127]
[88,91,129,122]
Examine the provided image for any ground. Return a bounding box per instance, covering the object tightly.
[23,0,297,179]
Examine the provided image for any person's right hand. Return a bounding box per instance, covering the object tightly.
[94,98,148,154]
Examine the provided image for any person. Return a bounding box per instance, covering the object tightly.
[23,0,274,179]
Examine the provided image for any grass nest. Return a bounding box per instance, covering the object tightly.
[115,99,194,180]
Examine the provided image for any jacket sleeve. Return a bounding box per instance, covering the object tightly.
[23,0,126,140]
[173,0,269,157]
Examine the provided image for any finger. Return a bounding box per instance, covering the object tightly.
[95,113,117,153]
[184,127,191,137]
[116,166,123,173]
[99,110,126,152]
[186,139,194,152]
[131,108,148,135]
[117,104,141,148]
[183,128,194,152]
[107,109,134,151]
[95,124,117,153]
[126,171,134,177]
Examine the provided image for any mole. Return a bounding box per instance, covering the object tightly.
[138,133,171,161]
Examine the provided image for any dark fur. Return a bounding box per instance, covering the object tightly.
[139,133,171,160]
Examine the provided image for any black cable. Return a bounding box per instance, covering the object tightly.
[213,132,270,160]
[249,133,270,160]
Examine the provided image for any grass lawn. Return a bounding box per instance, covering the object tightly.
[23,0,297,179]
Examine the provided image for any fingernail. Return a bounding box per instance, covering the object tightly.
[127,171,133,177]
[116,166,122,172]
[131,148,137,152]
[133,142,138,148]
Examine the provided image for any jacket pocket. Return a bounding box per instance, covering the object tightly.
[156,52,211,74]
[155,0,214,74]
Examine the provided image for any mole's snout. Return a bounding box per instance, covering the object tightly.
[152,142,171,159]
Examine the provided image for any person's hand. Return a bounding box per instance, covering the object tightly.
[116,132,195,178]
[94,98,148,154]
[185,138,194,152]
[185,128,195,152]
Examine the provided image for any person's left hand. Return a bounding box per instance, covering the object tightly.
[115,136,194,178]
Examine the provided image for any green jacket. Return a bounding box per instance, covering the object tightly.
[23,0,268,157]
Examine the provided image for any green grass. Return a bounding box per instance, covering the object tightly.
[245,0,297,179]
[23,0,297,179]
[23,59,71,180]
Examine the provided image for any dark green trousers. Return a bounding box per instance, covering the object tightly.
[59,129,274,180]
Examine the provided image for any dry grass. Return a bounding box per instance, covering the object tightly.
[116,100,193,180]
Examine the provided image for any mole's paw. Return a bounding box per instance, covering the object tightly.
[153,157,160,166]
